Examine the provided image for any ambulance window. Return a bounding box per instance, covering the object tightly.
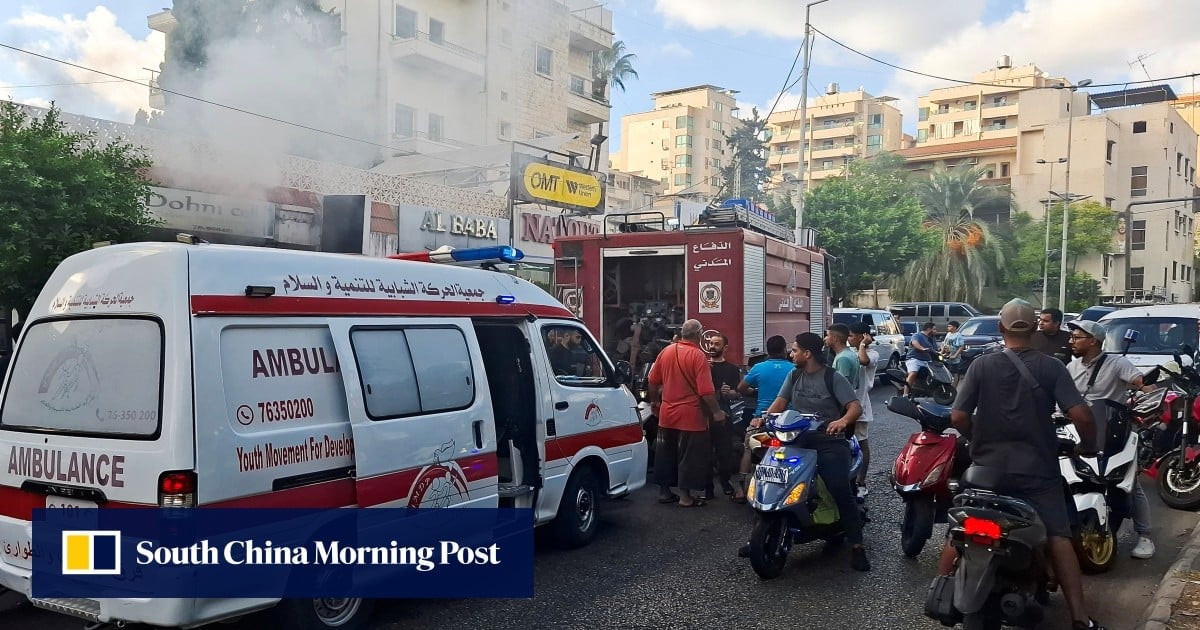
[542,324,612,387]
[351,327,475,419]
[0,317,163,438]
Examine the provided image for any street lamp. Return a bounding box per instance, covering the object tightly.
[1036,157,1067,307]
[1055,78,1092,309]
[794,0,831,233]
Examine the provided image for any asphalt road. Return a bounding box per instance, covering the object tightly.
[5,386,1198,630]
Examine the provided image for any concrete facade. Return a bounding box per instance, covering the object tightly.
[610,85,739,201]
[605,169,662,214]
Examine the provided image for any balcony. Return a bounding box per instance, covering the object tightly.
[811,145,856,159]
[569,11,612,52]
[389,130,474,157]
[147,70,164,110]
[391,31,484,82]
[568,87,610,124]
[810,123,856,140]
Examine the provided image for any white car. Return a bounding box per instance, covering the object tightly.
[832,308,907,377]
[1097,304,1200,372]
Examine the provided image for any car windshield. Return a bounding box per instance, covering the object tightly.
[1102,317,1199,356]
[959,318,999,336]
[833,313,866,326]
[900,322,917,334]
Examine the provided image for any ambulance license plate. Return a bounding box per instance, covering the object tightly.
[755,465,789,484]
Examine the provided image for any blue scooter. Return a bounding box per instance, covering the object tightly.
[743,410,866,579]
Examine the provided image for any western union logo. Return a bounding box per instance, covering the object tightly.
[520,162,602,210]
[62,531,121,575]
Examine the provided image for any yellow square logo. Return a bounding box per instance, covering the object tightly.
[61,531,121,575]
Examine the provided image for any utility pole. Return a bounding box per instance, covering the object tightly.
[794,0,829,232]
[1058,79,1091,309]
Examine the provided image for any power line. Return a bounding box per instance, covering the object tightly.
[810,25,1200,90]
[0,42,522,173]
[1,79,127,89]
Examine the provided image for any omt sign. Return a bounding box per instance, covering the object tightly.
[511,153,605,215]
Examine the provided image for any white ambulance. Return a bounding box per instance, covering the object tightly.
[0,241,647,629]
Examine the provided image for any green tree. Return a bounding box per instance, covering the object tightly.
[1005,201,1118,306]
[591,39,639,102]
[720,107,770,200]
[765,192,796,229]
[0,102,158,314]
[803,153,934,304]
[890,162,1010,304]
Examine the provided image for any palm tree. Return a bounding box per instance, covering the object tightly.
[891,162,1009,303]
[591,40,639,103]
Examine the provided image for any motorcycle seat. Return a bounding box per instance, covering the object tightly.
[917,401,953,431]
[960,465,1006,490]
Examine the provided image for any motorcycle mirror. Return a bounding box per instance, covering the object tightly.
[1145,365,1161,385]
[613,360,634,386]
[885,395,919,419]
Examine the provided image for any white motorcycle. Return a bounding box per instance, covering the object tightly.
[1055,403,1139,574]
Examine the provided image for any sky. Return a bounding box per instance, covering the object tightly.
[2,0,1200,155]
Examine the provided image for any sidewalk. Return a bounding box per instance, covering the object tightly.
[1144,522,1200,629]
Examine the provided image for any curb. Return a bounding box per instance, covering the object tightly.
[1143,521,1200,630]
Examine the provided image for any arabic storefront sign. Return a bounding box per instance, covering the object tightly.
[520,212,600,244]
[145,187,274,239]
[397,204,511,253]
[511,153,605,215]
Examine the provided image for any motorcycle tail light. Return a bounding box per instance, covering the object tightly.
[963,516,1002,546]
[768,438,782,448]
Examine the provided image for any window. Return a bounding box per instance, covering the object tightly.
[394,104,415,137]
[660,158,668,171]
[918,107,929,122]
[428,113,444,142]
[542,325,613,386]
[675,115,694,129]
[712,158,721,169]
[821,159,834,169]
[963,101,977,111]
[1179,152,1184,174]
[822,139,835,149]
[1133,120,1147,133]
[0,317,163,438]
[949,305,973,318]
[1131,165,1148,196]
[1129,267,1145,290]
[500,28,511,47]
[1174,261,1178,281]
[674,173,692,186]
[917,129,929,142]
[1105,197,1114,209]
[535,45,553,76]
[989,119,1007,130]
[569,75,585,96]
[1106,140,1115,162]
[394,5,416,38]
[916,305,929,317]
[866,134,882,150]
[351,327,474,419]
[675,135,693,148]
[711,121,723,132]
[711,176,724,187]
[675,154,692,168]
[715,102,724,114]
[844,138,855,147]
[868,113,883,128]
[498,120,511,139]
[1000,162,1010,177]
[1132,220,1146,250]
[937,104,950,114]
[428,18,444,44]
[712,139,723,150]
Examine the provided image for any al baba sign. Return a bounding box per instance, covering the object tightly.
[510,152,605,215]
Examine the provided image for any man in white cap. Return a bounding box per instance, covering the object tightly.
[1066,318,1155,559]
[943,298,1106,630]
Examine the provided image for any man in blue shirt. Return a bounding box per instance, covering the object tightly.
[906,321,937,396]
[732,335,792,503]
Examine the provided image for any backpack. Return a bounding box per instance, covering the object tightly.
[786,366,849,414]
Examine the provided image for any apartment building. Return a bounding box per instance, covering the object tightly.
[1012,88,1199,303]
[606,169,662,213]
[764,85,903,187]
[610,85,740,200]
[895,59,1070,201]
[147,0,614,172]
[1172,91,1200,168]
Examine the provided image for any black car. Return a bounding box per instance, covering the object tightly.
[900,321,918,349]
[1076,305,1118,322]
[955,316,1003,363]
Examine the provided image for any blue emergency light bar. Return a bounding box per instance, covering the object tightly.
[389,245,525,264]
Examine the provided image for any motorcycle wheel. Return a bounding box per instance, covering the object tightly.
[901,495,935,558]
[932,383,956,406]
[962,611,1002,630]
[1157,451,1200,510]
[748,515,789,579]
[1073,512,1116,574]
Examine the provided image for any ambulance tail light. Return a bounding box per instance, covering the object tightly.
[389,245,524,265]
[159,471,197,507]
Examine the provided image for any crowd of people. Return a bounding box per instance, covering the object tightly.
[643,300,1163,630]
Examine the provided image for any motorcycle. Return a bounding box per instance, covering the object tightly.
[742,410,866,579]
[886,395,969,559]
[885,351,957,405]
[1055,407,1138,574]
[1131,349,1200,510]
[924,463,1071,630]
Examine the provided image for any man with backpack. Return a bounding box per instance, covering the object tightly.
[739,332,868,571]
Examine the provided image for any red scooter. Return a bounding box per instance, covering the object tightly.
[885,392,968,558]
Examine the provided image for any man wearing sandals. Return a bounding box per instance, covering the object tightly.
[648,319,727,507]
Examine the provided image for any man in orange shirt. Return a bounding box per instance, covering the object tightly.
[649,319,727,507]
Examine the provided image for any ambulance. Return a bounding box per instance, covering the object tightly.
[0,241,647,629]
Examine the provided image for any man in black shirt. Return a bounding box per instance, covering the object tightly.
[707,333,744,501]
[1032,307,1072,364]
[942,298,1105,630]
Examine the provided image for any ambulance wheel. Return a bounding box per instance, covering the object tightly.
[552,467,602,548]
[276,597,375,629]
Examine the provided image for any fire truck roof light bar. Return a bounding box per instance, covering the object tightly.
[389,245,525,265]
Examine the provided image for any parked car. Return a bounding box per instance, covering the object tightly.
[1063,312,1080,323]
[955,316,1004,364]
[1098,304,1200,371]
[1077,305,1118,322]
[833,308,907,375]
[889,302,983,337]
[900,321,918,353]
